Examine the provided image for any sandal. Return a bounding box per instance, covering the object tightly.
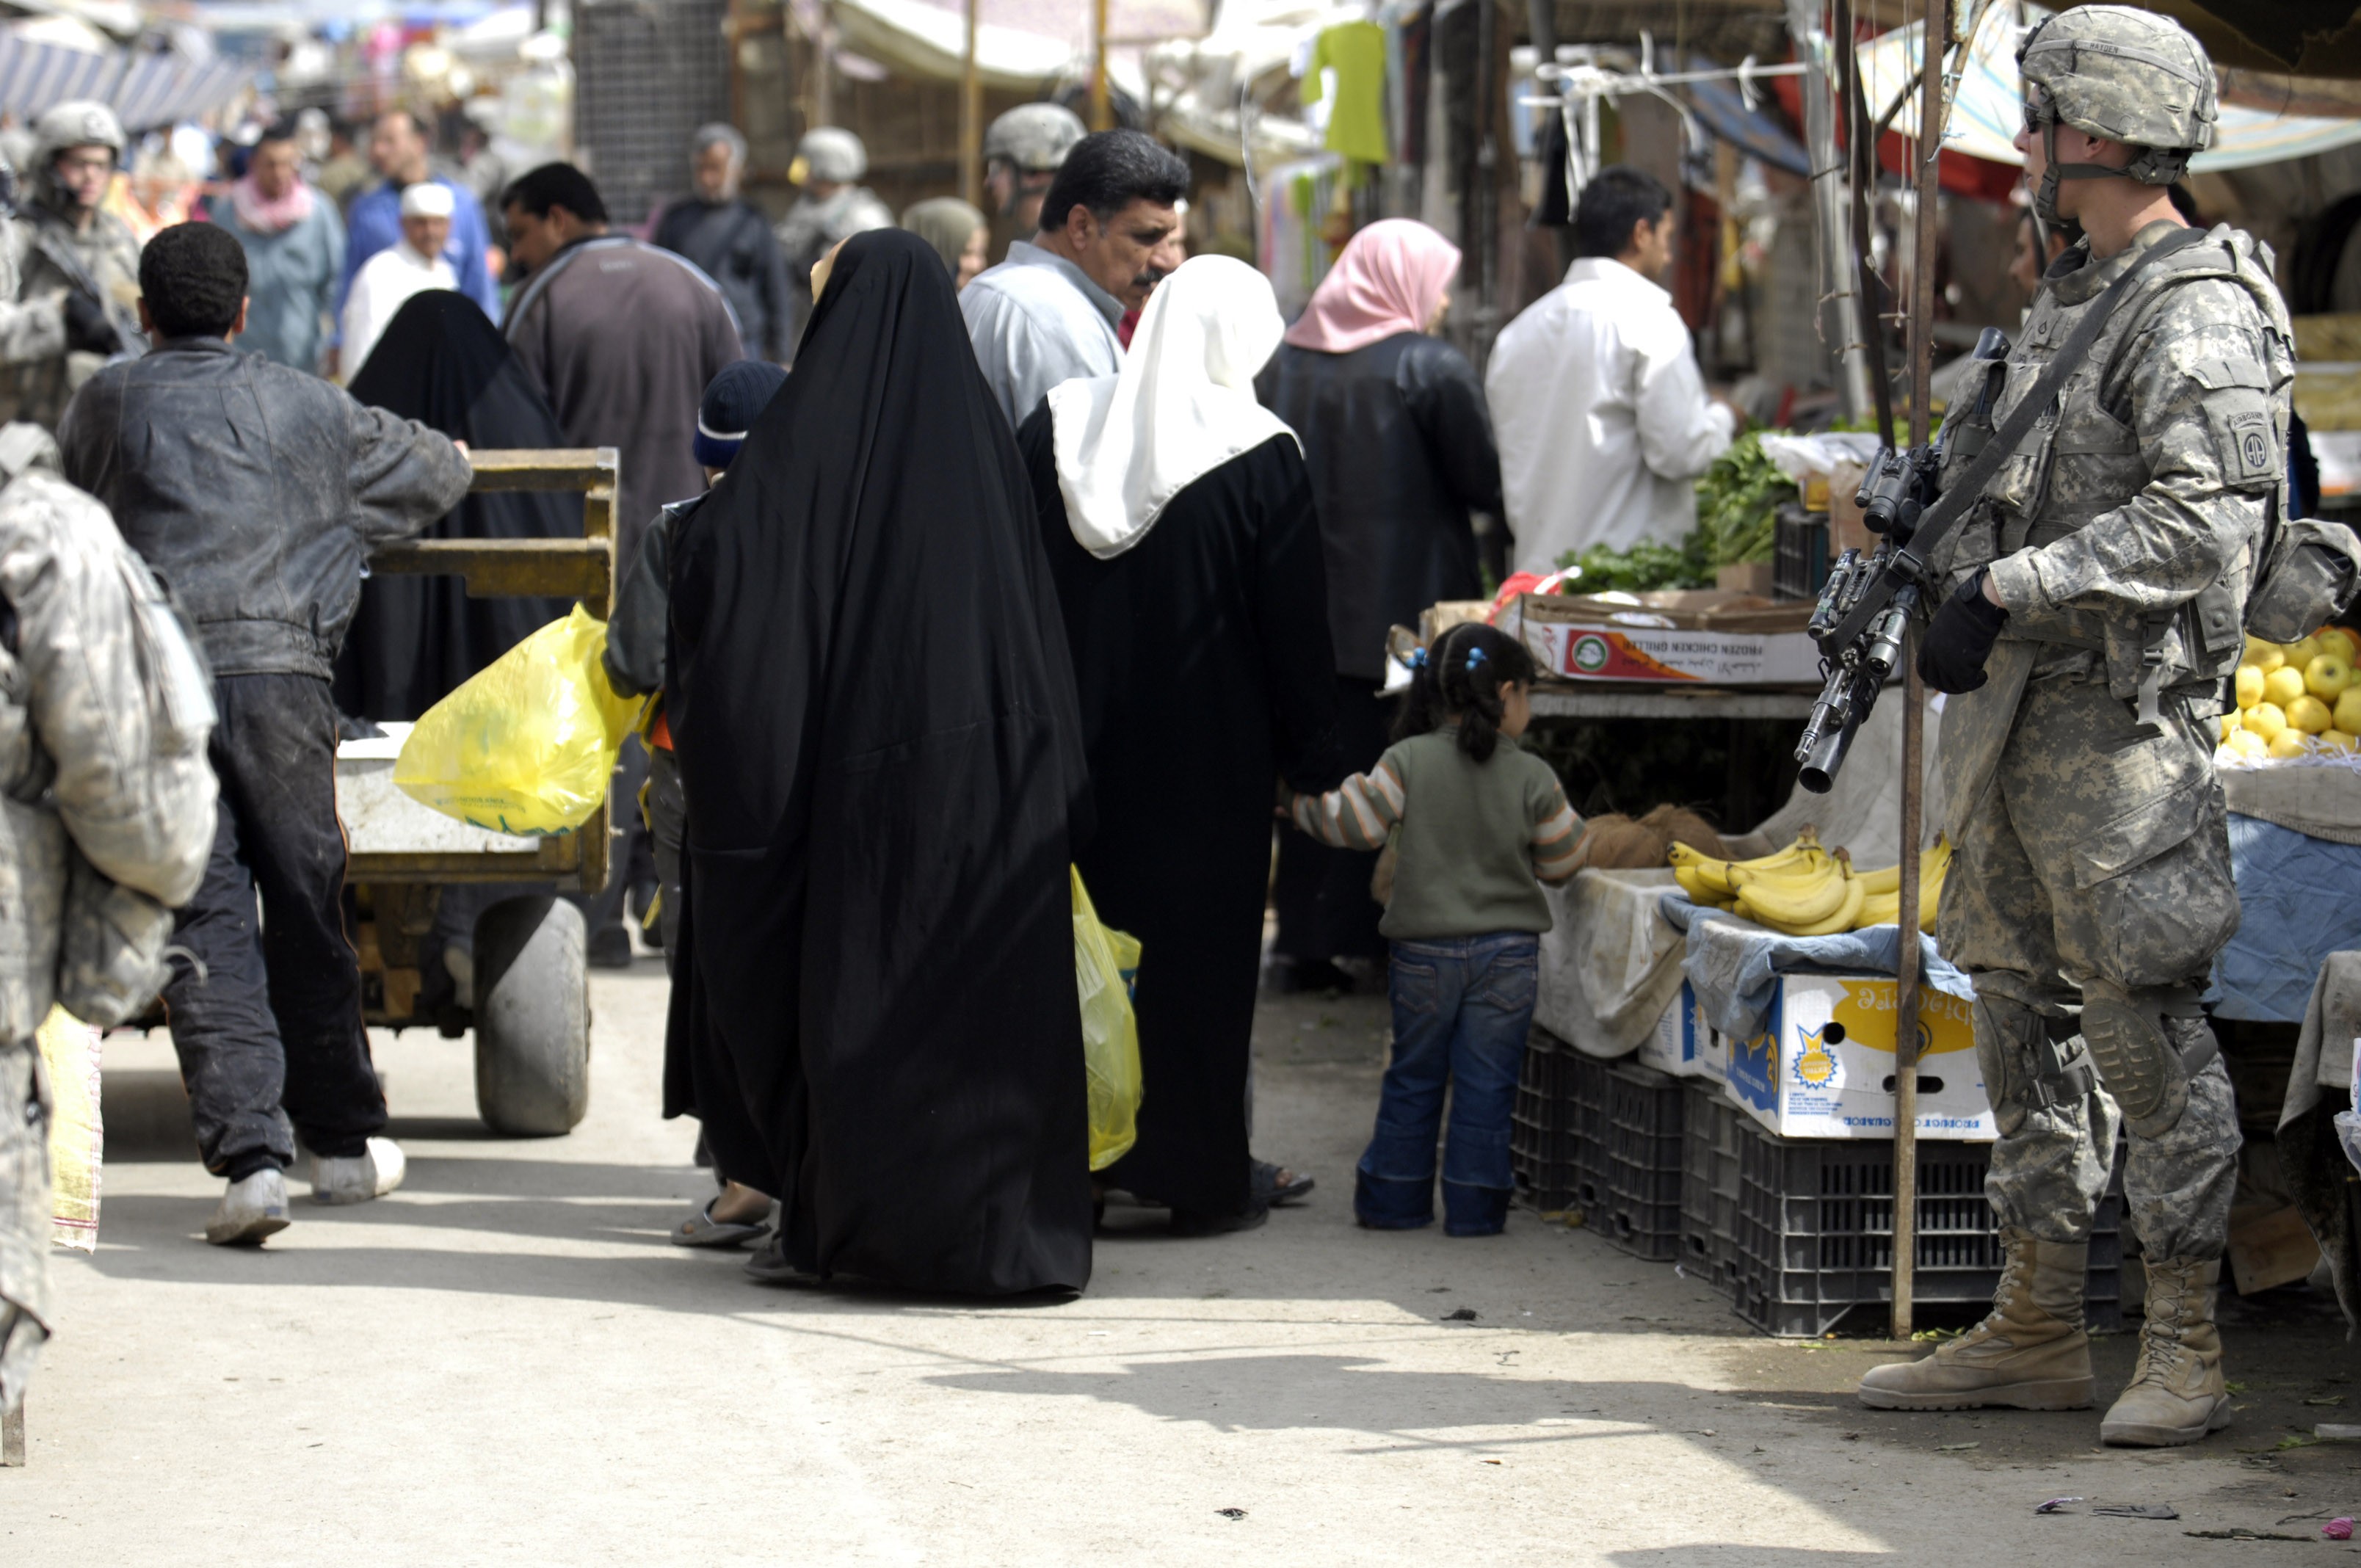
[670,1197,771,1249]
[1253,1160,1315,1206]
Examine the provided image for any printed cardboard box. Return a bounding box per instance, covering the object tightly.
[1636,981,1722,1082]
[1722,973,1996,1141]
[1505,594,1822,686]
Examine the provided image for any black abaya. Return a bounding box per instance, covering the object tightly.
[1018,411,1342,1220]
[335,291,576,721]
[667,229,1093,1294]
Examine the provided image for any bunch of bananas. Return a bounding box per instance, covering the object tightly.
[1669,831,1949,935]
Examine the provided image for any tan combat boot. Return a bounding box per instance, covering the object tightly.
[1857,1228,2095,1410]
[2100,1255,2231,1446]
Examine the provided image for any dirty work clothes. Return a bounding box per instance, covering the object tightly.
[1358,934,1538,1235]
[0,1039,48,1416]
[164,675,384,1182]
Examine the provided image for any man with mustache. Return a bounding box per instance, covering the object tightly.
[961,129,1187,432]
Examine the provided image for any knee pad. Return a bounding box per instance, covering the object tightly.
[2078,980,2214,1137]
[1973,995,2086,1139]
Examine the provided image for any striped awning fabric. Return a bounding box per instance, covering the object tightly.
[0,32,249,131]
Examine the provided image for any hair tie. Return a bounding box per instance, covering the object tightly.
[1466,646,1488,670]
[1408,647,1427,670]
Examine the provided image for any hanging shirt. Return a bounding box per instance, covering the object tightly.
[338,243,457,383]
[1305,21,1391,166]
[1485,256,1736,572]
[960,239,1126,431]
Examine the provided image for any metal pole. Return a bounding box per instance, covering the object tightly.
[960,0,982,208]
[1472,0,1499,369]
[1090,0,1111,131]
[1890,0,1948,1345]
[1782,0,1874,421]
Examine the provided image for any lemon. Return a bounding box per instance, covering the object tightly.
[2230,729,2270,758]
[2291,694,2334,734]
[2270,729,2313,759]
[2247,701,2290,741]
[2310,654,2354,700]
[2265,665,2309,708]
[2324,729,2360,754]
[2235,665,2265,709]
[2321,626,2361,664]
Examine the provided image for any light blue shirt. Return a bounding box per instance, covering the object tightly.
[335,174,500,341]
[960,240,1124,432]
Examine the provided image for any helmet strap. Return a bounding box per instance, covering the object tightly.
[2034,117,2134,226]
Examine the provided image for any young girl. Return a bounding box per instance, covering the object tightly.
[1281,623,1581,1236]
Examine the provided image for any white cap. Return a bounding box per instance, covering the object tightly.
[399,181,455,219]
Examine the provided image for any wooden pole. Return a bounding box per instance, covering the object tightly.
[1835,0,1895,448]
[1890,0,1948,1344]
[1089,0,1111,131]
[960,0,982,207]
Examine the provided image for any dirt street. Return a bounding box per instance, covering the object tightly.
[2,965,2354,1564]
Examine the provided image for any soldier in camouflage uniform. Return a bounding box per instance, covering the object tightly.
[773,128,895,354]
[1857,7,2290,1448]
[1,102,143,431]
[983,103,1087,238]
[0,427,217,1421]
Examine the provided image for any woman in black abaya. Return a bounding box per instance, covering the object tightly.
[1018,256,1341,1233]
[667,228,1093,1295]
[335,290,576,721]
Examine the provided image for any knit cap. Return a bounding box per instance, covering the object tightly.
[694,359,788,469]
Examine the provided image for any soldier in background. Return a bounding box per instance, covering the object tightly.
[2,101,142,429]
[983,103,1087,244]
[1857,7,2289,1449]
[772,128,893,352]
[0,427,217,1423]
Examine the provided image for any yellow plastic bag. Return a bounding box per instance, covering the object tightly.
[1073,866,1143,1172]
[394,606,643,835]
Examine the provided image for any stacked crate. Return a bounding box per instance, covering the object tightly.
[1510,1028,1578,1215]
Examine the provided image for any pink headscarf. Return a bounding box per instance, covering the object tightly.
[1283,219,1462,355]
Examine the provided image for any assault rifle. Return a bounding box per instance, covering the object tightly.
[1793,326,2008,794]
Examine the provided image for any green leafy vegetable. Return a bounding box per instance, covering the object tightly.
[1694,430,1796,567]
[1553,529,1713,593]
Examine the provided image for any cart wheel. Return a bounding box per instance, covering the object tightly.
[472,895,590,1136]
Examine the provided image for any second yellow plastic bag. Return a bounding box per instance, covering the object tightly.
[394,606,643,835]
[1073,866,1143,1172]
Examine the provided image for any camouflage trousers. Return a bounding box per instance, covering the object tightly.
[0,1038,48,1416]
[1938,675,2241,1260]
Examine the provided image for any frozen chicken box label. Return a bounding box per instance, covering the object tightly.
[1723,974,1996,1140]
[1521,623,1824,686]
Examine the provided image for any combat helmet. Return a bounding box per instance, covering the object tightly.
[2017,5,2216,222]
[791,126,867,186]
[984,103,1086,174]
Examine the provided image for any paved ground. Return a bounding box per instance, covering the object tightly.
[3,962,2356,1564]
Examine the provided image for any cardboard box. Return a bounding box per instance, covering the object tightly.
[1506,593,1823,687]
[1721,973,1996,1140]
[1716,562,1776,596]
[1636,981,1723,1082]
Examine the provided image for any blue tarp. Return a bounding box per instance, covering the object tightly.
[2206,815,2361,1024]
[1661,893,1976,1043]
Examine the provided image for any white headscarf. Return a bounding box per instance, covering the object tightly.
[1048,255,1296,559]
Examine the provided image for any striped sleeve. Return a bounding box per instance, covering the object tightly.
[1290,760,1407,852]
[1529,769,1581,885]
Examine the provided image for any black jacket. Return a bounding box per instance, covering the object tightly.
[1258,333,1503,680]
[602,493,702,699]
[58,337,473,680]
[653,198,793,363]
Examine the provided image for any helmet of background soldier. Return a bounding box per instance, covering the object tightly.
[983,103,1087,174]
[2017,5,2216,187]
[32,100,126,170]
[791,127,868,186]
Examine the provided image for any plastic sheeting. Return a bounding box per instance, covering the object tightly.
[2207,814,2361,1023]
[1662,893,1974,1044]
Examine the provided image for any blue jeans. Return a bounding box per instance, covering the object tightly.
[1357,934,1539,1236]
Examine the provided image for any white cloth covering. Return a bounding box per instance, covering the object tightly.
[339,244,456,382]
[1046,254,1296,559]
[1485,256,1736,573]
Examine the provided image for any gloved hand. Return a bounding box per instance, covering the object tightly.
[1918,570,2009,693]
[62,293,118,355]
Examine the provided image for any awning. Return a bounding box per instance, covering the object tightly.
[1861,4,2361,174]
[0,29,249,129]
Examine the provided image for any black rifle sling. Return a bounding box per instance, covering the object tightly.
[1821,225,2211,654]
